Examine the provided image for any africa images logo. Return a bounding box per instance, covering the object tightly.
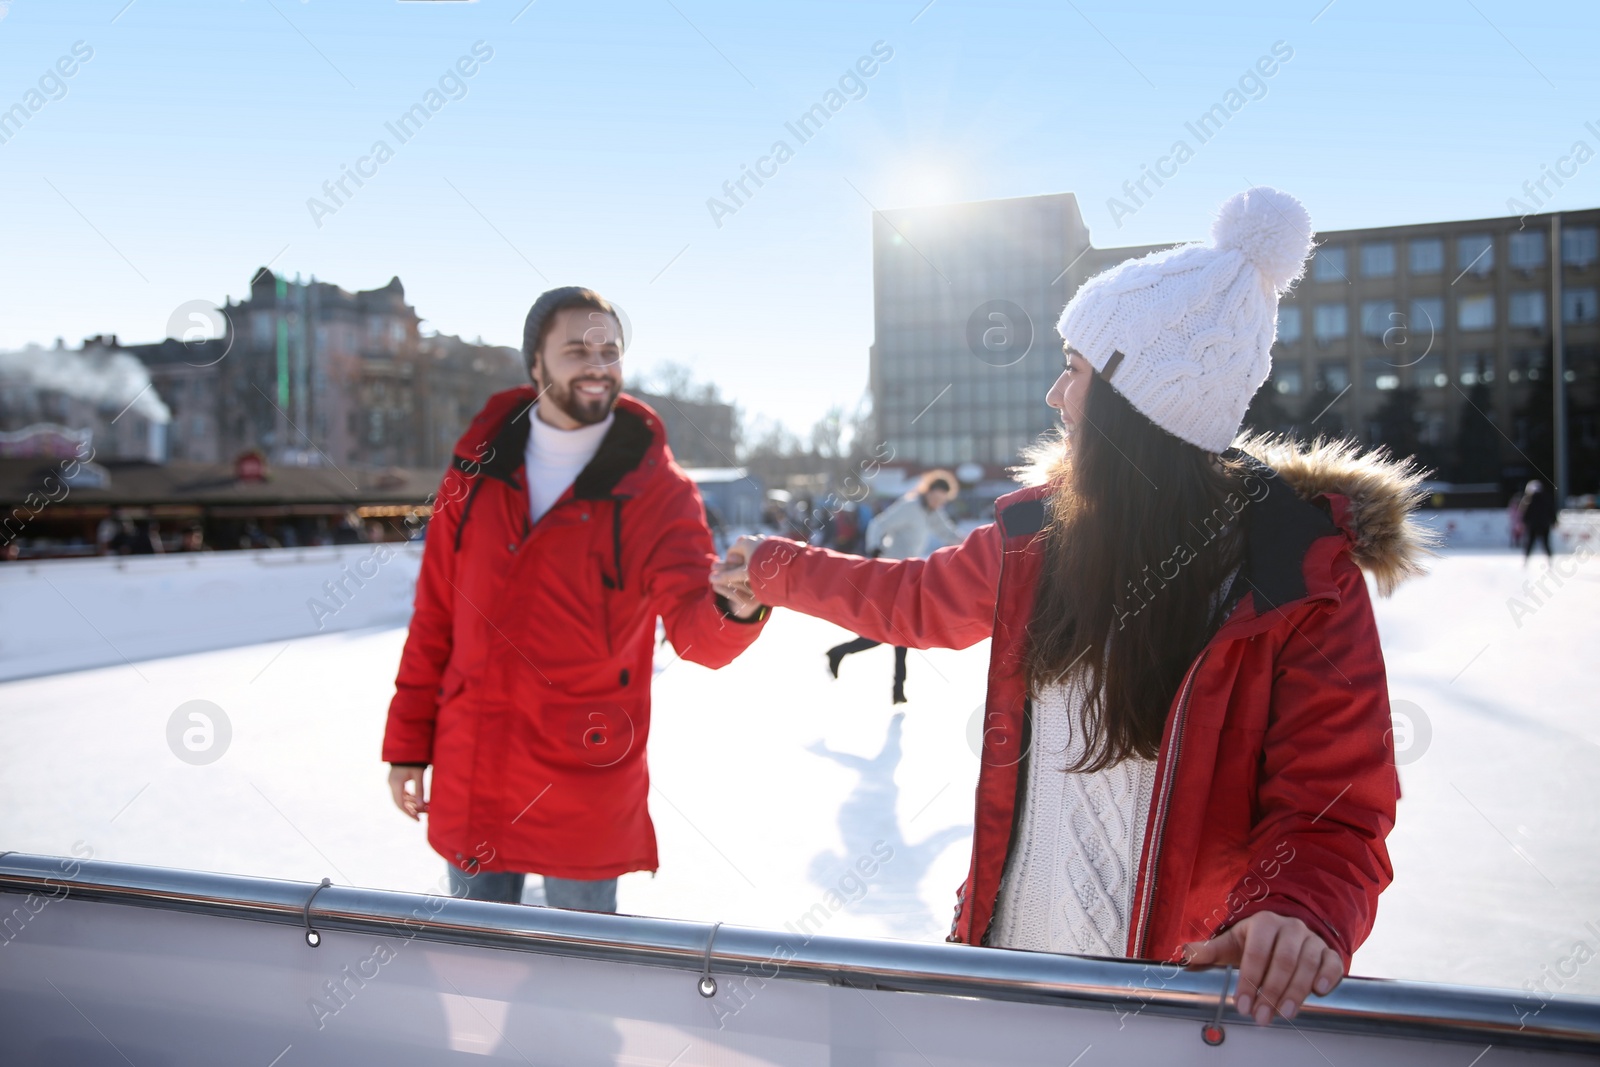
[166,700,232,766]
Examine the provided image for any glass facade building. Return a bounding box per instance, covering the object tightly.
[1266,209,1600,492]
[870,194,1600,494]
[869,194,1166,470]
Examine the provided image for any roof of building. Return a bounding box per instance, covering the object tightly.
[1,458,442,508]
[682,466,750,483]
[122,337,232,367]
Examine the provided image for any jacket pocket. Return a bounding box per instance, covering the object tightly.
[439,668,469,707]
[595,553,617,656]
[599,572,653,658]
[526,699,641,771]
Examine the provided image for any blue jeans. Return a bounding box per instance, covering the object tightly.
[445,865,618,913]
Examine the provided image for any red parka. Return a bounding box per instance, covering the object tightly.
[746,442,1424,966]
[383,388,766,879]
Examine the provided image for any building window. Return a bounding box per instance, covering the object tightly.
[1457,234,1495,277]
[1410,297,1444,337]
[1317,361,1350,393]
[1508,290,1546,329]
[1409,238,1444,275]
[1312,246,1347,283]
[1563,226,1598,268]
[1360,242,1396,278]
[1566,345,1598,384]
[1313,303,1348,342]
[1458,294,1495,331]
[1564,288,1598,324]
[1458,352,1495,386]
[1273,363,1304,395]
[253,313,275,348]
[1277,305,1302,343]
[1509,348,1544,384]
[1364,358,1401,391]
[1413,353,1447,389]
[1360,300,1397,339]
[1509,230,1546,271]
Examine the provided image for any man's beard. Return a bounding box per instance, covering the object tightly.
[539,372,619,425]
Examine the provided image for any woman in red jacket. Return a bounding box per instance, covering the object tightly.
[715,187,1431,1027]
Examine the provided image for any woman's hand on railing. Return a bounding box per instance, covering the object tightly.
[1182,911,1343,1025]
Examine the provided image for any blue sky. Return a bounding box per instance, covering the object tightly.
[1,0,1597,432]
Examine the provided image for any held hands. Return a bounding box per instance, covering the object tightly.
[712,534,767,619]
[388,765,429,821]
[1182,911,1345,1025]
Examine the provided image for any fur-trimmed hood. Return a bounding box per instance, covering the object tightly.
[1234,432,1436,595]
[1014,431,1437,596]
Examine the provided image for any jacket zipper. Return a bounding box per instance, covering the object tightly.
[610,497,626,591]
[1129,563,1253,954]
[962,515,1021,946]
[980,695,1033,947]
[1131,648,1208,957]
[453,479,485,553]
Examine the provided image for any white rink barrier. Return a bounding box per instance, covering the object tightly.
[0,541,422,681]
[2,854,1596,1065]
[3,511,1597,681]
[1414,509,1599,551]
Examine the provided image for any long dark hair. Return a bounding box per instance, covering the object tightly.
[1024,370,1249,772]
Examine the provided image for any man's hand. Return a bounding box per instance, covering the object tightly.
[388,765,429,821]
[712,534,766,618]
[1182,911,1344,1025]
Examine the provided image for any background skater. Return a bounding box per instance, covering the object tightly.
[825,469,961,704]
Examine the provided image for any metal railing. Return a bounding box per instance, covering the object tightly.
[2,852,1596,1054]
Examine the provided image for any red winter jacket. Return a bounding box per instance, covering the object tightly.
[383,388,767,879]
[747,442,1425,966]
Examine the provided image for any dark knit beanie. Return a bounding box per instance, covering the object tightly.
[521,287,627,376]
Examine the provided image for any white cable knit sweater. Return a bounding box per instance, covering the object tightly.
[990,563,1242,956]
[988,670,1156,957]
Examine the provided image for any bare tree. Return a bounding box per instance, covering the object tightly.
[633,360,724,405]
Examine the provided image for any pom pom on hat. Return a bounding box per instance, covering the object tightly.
[1211,186,1314,294]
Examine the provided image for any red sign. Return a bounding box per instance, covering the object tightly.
[234,450,267,483]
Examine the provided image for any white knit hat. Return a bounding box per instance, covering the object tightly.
[1057,186,1314,453]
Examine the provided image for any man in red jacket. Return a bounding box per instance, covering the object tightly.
[383,286,767,911]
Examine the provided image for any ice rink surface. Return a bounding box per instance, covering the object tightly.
[2,547,1597,998]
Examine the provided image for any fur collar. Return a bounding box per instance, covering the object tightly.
[1013,431,1437,596]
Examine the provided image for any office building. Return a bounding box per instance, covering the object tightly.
[631,390,739,469]
[1264,209,1598,494]
[870,194,1162,472]
[869,194,1599,496]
